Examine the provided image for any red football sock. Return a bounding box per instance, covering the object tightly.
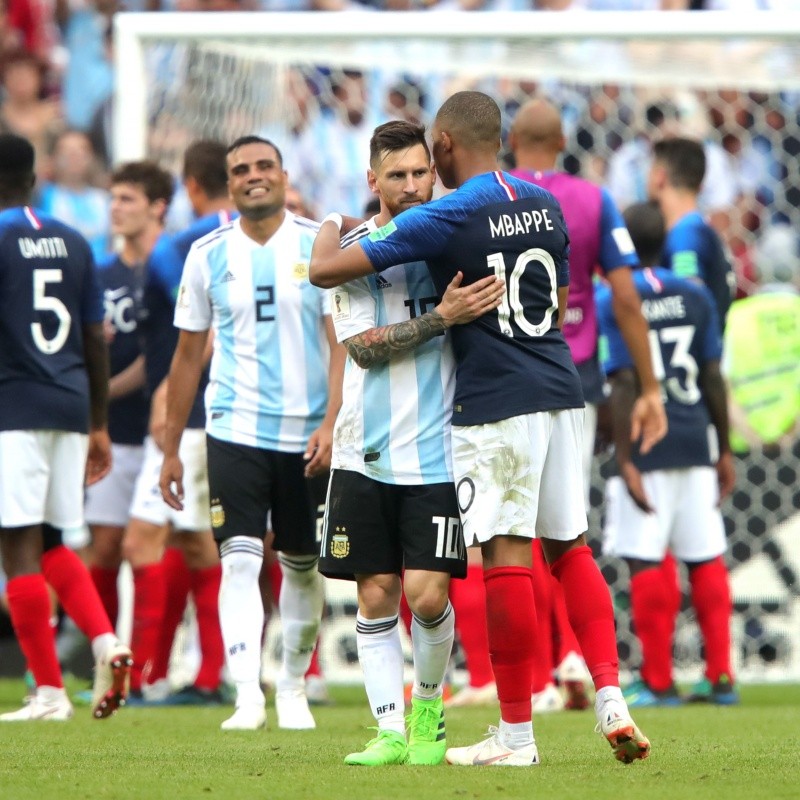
[306,640,322,678]
[689,556,733,684]
[7,574,63,688]
[399,589,413,637]
[630,565,680,691]
[130,562,167,690]
[484,566,536,723]
[191,563,224,691]
[90,565,120,630]
[449,564,494,688]
[530,541,554,693]
[550,545,619,690]
[41,545,114,642]
[551,577,581,664]
[268,559,283,605]
[149,548,191,685]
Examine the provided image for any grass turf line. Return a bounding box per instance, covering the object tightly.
[0,681,798,800]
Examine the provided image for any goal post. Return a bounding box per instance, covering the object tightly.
[113,10,800,684]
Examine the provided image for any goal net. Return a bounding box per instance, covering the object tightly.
[114,10,800,685]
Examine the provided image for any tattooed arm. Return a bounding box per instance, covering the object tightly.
[344,271,505,370]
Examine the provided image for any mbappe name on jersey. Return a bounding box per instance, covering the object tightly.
[489,209,554,239]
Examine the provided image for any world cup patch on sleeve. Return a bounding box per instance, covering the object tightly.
[332,289,351,322]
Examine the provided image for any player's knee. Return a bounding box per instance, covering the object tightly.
[406,585,449,623]
[356,575,401,616]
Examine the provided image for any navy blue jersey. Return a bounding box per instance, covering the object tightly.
[597,267,723,472]
[0,206,103,433]
[141,211,233,429]
[96,254,148,445]
[662,211,733,333]
[360,171,584,426]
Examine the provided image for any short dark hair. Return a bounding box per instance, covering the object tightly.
[623,201,665,269]
[111,160,175,209]
[435,91,501,149]
[226,135,283,167]
[369,120,429,170]
[183,140,228,199]
[652,137,706,193]
[0,132,35,203]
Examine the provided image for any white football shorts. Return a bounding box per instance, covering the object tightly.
[603,467,726,563]
[84,443,145,528]
[129,430,210,532]
[452,408,588,547]
[0,430,89,529]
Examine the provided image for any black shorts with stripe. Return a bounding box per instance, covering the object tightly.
[319,468,467,581]
[206,434,326,555]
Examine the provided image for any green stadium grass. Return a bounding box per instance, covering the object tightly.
[1,680,798,800]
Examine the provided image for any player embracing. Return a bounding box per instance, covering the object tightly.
[319,120,503,766]
[311,91,653,766]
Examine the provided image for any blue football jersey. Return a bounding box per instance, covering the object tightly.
[360,171,584,426]
[142,211,234,429]
[597,266,723,472]
[0,206,103,433]
[662,211,734,333]
[96,254,148,445]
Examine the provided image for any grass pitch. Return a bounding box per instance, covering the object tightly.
[1,681,798,800]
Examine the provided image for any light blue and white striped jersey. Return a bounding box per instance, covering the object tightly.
[331,218,455,486]
[174,212,331,453]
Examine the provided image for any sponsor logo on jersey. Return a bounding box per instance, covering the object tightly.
[331,527,350,558]
[222,270,236,283]
[374,275,392,290]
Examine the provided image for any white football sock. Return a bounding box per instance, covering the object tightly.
[219,536,265,708]
[276,553,324,693]
[356,612,405,734]
[411,600,455,700]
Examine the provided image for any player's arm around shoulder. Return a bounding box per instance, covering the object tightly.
[310,213,375,288]
[343,271,505,370]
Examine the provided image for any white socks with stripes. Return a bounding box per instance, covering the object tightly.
[411,600,455,700]
[219,536,265,708]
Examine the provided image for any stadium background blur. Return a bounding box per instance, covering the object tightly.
[0,0,798,685]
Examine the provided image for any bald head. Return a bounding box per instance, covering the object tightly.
[509,98,564,161]
[434,91,501,151]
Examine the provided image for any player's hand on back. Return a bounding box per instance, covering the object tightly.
[630,389,668,456]
[85,428,112,487]
[620,461,654,514]
[436,271,505,327]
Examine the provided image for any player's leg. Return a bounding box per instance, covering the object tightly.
[447,547,496,708]
[0,431,79,721]
[605,472,681,704]
[539,409,649,764]
[85,442,144,631]
[270,451,327,731]
[672,468,737,705]
[39,524,132,718]
[318,469,406,765]
[207,435,270,731]
[446,417,540,767]
[402,481,466,765]
[166,430,224,704]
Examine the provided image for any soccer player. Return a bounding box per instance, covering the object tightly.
[319,120,503,766]
[648,136,736,333]
[0,133,130,722]
[132,141,232,705]
[597,200,737,705]
[505,97,668,710]
[159,135,345,732]
[310,91,652,767]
